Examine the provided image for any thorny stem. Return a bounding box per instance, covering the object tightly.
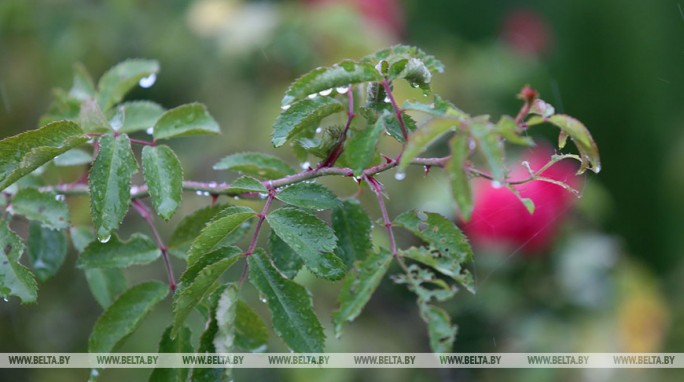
[382,79,408,141]
[239,183,276,287]
[317,86,355,169]
[132,199,176,292]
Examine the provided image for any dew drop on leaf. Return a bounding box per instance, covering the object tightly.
[300,161,310,170]
[98,235,111,244]
[281,104,291,111]
[335,85,350,94]
[394,172,406,181]
[307,93,318,99]
[315,127,322,134]
[318,88,333,96]
[138,73,157,88]
[146,127,154,135]
[491,181,502,189]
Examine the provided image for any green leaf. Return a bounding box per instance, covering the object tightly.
[389,58,432,91]
[272,97,344,147]
[419,302,456,353]
[108,101,165,134]
[149,325,193,382]
[0,221,38,303]
[54,148,92,167]
[398,118,459,172]
[546,114,601,174]
[168,204,226,256]
[276,183,340,210]
[394,265,458,303]
[191,286,230,382]
[506,185,535,214]
[267,207,346,280]
[142,145,183,220]
[446,134,474,220]
[186,206,255,265]
[213,283,238,353]
[88,281,168,353]
[172,247,242,336]
[529,99,555,119]
[402,95,468,119]
[84,268,127,309]
[0,121,87,191]
[471,120,506,182]
[40,89,81,126]
[331,199,372,267]
[213,152,295,180]
[495,115,534,147]
[68,63,97,101]
[281,61,382,106]
[88,134,138,241]
[80,98,111,133]
[226,176,268,194]
[27,222,67,282]
[248,249,325,352]
[268,230,303,279]
[96,59,160,111]
[71,227,128,308]
[383,112,418,144]
[394,210,474,292]
[153,103,220,140]
[235,300,269,351]
[333,248,393,337]
[364,45,445,76]
[77,233,161,269]
[341,113,386,176]
[10,188,70,230]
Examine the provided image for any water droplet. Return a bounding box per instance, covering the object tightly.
[98,235,111,244]
[307,93,317,99]
[491,181,502,189]
[258,193,268,199]
[138,73,157,88]
[384,96,391,103]
[2,297,8,302]
[146,127,154,135]
[394,172,406,181]
[318,88,332,96]
[233,196,239,200]
[300,161,310,170]
[90,369,99,378]
[203,191,211,196]
[468,139,476,151]
[335,85,350,94]
[110,107,124,131]
[195,190,203,196]
[259,296,267,303]
[55,194,65,202]
[315,127,322,134]
[281,104,291,111]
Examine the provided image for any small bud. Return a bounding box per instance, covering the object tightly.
[518,85,538,103]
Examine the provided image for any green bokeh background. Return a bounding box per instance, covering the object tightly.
[1,0,683,381]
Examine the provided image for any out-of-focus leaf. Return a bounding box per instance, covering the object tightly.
[471,120,506,182]
[235,300,269,352]
[96,59,160,111]
[108,101,165,134]
[53,148,92,166]
[68,63,97,101]
[248,249,325,353]
[213,283,238,353]
[341,113,386,176]
[446,134,473,220]
[88,281,168,353]
[399,118,459,172]
[10,188,70,230]
[77,233,161,269]
[495,115,534,147]
[191,286,230,382]
[80,98,111,133]
[27,222,67,282]
[419,302,456,353]
[547,114,601,174]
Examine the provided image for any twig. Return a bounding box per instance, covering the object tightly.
[132,199,176,292]
[381,79,408,141]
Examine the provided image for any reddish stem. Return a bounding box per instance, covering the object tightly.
[381,79,407,141]
[317,86,356,169]
[132,199,176,292]
[366,175,398,257]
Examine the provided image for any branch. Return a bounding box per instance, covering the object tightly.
[239,184,276,286]
[381,79,407,141]
[132,199,176,292]
[317,85,355,168]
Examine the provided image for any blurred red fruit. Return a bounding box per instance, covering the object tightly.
[461,145,581,254]
[501,9,552,56]
[303,0,404,38]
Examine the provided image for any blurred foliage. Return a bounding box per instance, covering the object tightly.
[1,0,683,381]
